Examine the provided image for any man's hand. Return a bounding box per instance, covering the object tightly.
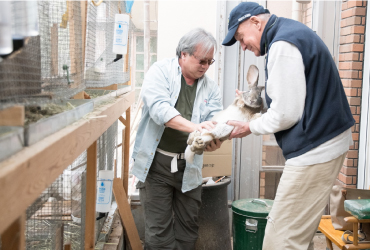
[205,139,222,152]
[194,121,217,132]
[227,120,251,139]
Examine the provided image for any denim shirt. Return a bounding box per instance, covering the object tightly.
[131,58,223,192]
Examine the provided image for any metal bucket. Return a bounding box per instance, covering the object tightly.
[195,177,232,250]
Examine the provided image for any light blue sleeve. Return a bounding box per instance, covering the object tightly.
[204,83,223,121]
[141,64,180,126]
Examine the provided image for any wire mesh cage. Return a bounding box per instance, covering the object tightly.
[85,0,132,87]
[0,0,85,111]
[97,121,118,172]
[25,174,65,250]
[62,151,87,250]
[23,150,87,250]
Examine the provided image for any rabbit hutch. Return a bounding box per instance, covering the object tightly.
[0,0,142,249]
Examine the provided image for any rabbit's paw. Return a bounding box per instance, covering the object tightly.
[191,137,206,155]
[187,130,201,145]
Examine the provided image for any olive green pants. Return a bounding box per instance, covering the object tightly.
[137,152,202,250]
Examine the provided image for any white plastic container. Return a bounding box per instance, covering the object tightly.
[112,14,129,55]
[96,170,114,212]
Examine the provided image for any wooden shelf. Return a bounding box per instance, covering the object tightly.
[0,91,135,234]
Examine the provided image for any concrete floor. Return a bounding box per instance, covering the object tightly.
[313,233,341,250]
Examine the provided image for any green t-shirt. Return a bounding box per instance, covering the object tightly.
[157,75,198,153]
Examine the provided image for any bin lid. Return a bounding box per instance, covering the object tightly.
[232,198,273,218]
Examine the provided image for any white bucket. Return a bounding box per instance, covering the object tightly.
[96,170,114,212]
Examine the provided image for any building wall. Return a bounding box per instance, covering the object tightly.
[302,2,313,28]
[337,0,367,188]
[157,1,218,80]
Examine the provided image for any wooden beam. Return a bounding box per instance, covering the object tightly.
[121,128,125,181]
[85,141,97,249]
[80,0,87,70]
[0,105,25,126]
[119,116,126,125]
[113,178,142,250]
[1,214,25,250]
[0,91,134,234]
[124,37,130,73]
[68,1,75,75]
[51,23,58,76]
[123,108,130,193]
[89,84,118,91]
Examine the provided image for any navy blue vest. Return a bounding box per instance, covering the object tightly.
[260,15,355,160]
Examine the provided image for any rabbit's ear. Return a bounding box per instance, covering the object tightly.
[247,65,259,87]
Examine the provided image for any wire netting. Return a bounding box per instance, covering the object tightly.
[25,174,65,250]
[21,113,118,250]
[85,1,132,87]
[97,121,118,172]
[62,151,87,250]
[0,1,85,111]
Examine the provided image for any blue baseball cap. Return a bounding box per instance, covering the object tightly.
[223,2,270,46]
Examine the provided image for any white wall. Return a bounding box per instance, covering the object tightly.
[267,1,292,18]
[157,0,218,80]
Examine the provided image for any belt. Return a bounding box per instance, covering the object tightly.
[156,148,185,173]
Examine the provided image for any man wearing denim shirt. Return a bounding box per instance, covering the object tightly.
[131,28,223,250]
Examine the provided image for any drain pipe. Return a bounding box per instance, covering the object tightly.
[144,0,150,73]
[292,0,302,22]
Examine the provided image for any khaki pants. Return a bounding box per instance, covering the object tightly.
[262,152,347,250]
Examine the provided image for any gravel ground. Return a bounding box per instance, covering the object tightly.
[313,233,341,250]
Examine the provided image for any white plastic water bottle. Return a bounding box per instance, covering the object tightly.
[112,14,129,55]
[0,1,13,55]
[96,170,114,212]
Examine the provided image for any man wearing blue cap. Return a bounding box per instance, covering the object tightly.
[223,2,355,250]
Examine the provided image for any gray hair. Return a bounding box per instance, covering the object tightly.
[176,28,217,58]
[257,13,271,22]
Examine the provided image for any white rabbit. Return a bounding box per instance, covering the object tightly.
[185,65,264,163]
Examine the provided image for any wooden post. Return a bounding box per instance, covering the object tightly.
[51,23,58,76]
[325,237,333,250]
[124,108,131,193]
[1,214,25,250]
[124,37,130,73]
[80,0,87,70]
[113,178,143,250]
[121,127,127,184]
[85,141,97,249]
[353,222,358,246]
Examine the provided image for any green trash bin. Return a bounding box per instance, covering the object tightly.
[232,198,274,250]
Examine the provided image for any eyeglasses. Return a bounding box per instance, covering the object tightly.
[192,55,215,66]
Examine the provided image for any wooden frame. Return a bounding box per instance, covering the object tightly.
[0,91,134,236]
[319,215,370,250]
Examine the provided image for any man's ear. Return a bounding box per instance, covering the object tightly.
[250,16,261,29]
